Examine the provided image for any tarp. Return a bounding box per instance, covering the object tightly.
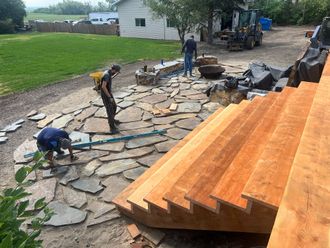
[292,48,328,86]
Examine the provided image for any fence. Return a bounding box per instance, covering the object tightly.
[35,22,118,35]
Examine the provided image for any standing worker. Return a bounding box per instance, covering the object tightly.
[36,127,78,170]
[101,64,121,134]
[181,35,197,77]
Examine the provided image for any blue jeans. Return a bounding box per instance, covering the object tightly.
[184,53,193,75]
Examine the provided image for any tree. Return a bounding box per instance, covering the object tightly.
[144,0,202,45]
[0,0,26,26]
[0,152,54,247]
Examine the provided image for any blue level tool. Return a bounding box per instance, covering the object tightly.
[24,129,166,158]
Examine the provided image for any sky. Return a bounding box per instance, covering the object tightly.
[24,0,100,8]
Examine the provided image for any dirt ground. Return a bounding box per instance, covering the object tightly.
[0,26,311,248]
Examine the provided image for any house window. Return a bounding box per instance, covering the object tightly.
[135,18,146,27]
[166,19,175,28]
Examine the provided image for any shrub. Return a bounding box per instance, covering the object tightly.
[0,152,54,248]
[0,19,15,34]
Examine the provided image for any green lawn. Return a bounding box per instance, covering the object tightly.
[0,33,180,95]
[25,13,87,22]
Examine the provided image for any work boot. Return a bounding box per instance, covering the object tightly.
[110,128,119,135]
[183,73,187,77]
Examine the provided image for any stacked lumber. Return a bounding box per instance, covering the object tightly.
[267,58,330,247]
[113,67,328,239]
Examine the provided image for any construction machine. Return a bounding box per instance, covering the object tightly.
[310,17,330,50]
[220,9,263,51]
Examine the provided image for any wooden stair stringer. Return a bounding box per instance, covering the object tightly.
[143,101,250,212]
[209,87,296,213]
[163,96,267,213]
[126,103,240,212]
[185,93,279,213]
[112,104,225,212]
[242,82,318,210]
[267,76,330,247]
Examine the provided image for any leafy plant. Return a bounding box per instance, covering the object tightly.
[0,152,54,248]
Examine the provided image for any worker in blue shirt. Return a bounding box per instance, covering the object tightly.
[181,35,197,77]
[37,127,78,169]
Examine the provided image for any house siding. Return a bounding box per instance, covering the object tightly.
[117,0,200,41]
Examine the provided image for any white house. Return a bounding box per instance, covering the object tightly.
[115,0,200,41]
[115,0,250,41]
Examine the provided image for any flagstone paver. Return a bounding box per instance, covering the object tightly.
[95,159,140,177]
[116,107,143,123]
[137,153,163,167]
[100,147,154,162]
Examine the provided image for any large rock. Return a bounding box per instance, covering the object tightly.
[180,89,200,96]
[13,139,38,164]
[28,113,46,121]
[62,102,90,115]
[177,102,202,113]
[0,137,7,144]
[82,159,103,176]
[179,83,191,90]
[143,112,154,121]
[1,123,21,132]
[71,178,104,194]
[165,128,190,140]
[86,200,116,218]
[86,212,120,227]
[119,121,153,131]
[187,94,208,100]
[151,113,196,125]
[100,176,130,203]
[91,134,125,152]
[175,117,201,130]
[94,107,107,118]
[170,88,180,98]
[125,92,152,101]
[62,186,87,209]
[116,107,143,123]
[137,153,163,167]
[135,102,154,112]
[117,101,134,109]
[155,99,174,109]
[37,113,62,129]
[75,106,98,122]
[123,166,147,181]
[59,166,79,185]
[51,114,74,129]
[84,118,109,133]
[25,178,57,210]
[95,159,140,177]
[112,91,132,99]
[155,140,179,153]
[203,102,223,113]
[100,147,154,162]
[135,85,153,93]
[126,136,167,149]
[140,94,168,104]
[42,201,87,226]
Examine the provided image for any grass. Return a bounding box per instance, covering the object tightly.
[0,33,180,95]
[25,13,87,22]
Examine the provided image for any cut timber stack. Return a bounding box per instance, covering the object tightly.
[267,58,330,247]
[113,60,329,243]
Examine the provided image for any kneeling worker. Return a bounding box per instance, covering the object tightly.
[37,127,78,168]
